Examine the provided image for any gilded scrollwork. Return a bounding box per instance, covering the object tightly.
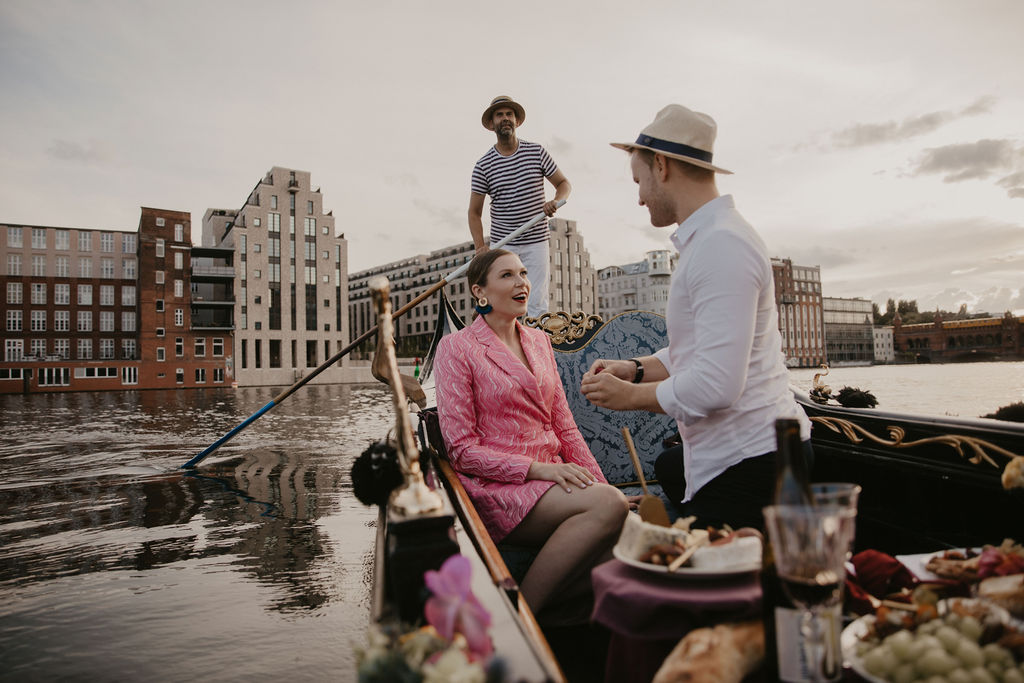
[809,416,1024,490]
[524,311,603,347]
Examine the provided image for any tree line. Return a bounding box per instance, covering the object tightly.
[872,299,992,326]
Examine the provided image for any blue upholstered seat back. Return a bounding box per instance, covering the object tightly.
[550,311,678,491]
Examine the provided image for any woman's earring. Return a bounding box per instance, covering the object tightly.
[475,297,492,315]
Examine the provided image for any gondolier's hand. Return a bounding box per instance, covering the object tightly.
[527,461,596,493]
[583,358,636,382]
[542,199,561,217]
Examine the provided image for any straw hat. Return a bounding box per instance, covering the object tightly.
[482,96,526,130]
[611,104,732,174]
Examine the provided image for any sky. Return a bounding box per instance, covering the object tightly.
[2,0,1023,315]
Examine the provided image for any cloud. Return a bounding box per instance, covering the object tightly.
[910,139,1021,185]
[829,97,995,149]
[998,170,1024,198]
[46,139,110,164]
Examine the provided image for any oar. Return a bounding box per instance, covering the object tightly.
[181,200,565,469]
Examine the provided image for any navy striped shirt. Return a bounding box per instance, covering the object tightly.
[471,140,557,246]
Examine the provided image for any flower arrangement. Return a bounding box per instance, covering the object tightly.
[357,554,505,683]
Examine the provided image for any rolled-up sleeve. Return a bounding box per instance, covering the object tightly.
[655,230,764,427]
[434,336,534,483]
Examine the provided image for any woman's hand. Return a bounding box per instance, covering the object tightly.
[527,461,597,493]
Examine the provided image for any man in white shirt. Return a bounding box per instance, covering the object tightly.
[580,104,811,530]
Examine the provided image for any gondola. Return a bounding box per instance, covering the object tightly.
[364,279,1024,682]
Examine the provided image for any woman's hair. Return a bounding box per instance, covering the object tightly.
[466,248,514,289]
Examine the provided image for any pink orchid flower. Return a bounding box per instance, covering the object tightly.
[423,554,493,659]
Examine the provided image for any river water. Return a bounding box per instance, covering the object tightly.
[1,362,1022,681]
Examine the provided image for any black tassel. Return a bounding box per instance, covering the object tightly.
[835,386,878,409]
[351,440,403,506]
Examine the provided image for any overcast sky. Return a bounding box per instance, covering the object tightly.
[2,0,1022,314]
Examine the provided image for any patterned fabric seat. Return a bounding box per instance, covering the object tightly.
[544,311,678,507]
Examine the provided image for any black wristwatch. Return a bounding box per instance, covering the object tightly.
[629,358,644,384]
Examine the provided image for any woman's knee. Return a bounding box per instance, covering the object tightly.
[587,484,629,528]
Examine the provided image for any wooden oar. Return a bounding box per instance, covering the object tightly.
[622,426,671,527]
[181,201,565,469]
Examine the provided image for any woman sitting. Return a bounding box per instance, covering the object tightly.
[434,249,628,618]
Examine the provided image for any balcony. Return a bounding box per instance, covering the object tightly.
[288,179,300,193]
[191,265,235,278]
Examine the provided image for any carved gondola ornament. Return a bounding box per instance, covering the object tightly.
[524,310,602,347]
[369,276,444,515]
[809,416,1024,490]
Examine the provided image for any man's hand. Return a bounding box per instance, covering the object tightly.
[528,461,597,493]
[542,199,561,217]
[584,358,636,382]
[475,244,489,256]
[580,370,637,411]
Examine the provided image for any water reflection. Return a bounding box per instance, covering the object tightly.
[0,384,392,680]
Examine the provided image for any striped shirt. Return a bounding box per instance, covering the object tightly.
[471,140,558,246]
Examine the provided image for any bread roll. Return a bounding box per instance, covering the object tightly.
[652,620,764,683]
[978,573,1024,618]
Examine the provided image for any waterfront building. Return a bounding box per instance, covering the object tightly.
[822,296,875,365]
[347,218,598,356]
[893,311,1024,363]
[874,325,895,364]
[771,259,827,368]
[201,167,349,387]
[597,250,676,318]
[1,210,230,393]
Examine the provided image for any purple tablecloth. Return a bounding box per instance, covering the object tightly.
[590,559,763,683]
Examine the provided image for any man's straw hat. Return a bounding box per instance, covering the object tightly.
[611,104,732,174]
[482,96,526,130]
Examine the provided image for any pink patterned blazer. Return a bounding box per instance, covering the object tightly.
[434,315,607,542]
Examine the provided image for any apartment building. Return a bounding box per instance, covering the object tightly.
[771,258,826,368]
[596,250,676,318]
[822,296,875,365]
[1,210,230,393]
[347,218,598,356]
[874,325,895,364]
[202,167,349,386]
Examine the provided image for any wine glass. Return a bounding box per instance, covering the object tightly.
[763,504,857,683]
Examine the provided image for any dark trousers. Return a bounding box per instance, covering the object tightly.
[654,441,814,532]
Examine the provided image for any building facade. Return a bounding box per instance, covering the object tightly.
[347,218,598,356]
[771,258,826,368]
[203,167,349,386]
[873,325,895,364]
[822,296,875,365]
[893,312,1024,363]
[1,210,230,394]
[597,250,676,319]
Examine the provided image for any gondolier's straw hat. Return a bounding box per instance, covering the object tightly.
[611,104,732,174]
[482,96,526,130]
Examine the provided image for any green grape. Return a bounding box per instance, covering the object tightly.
[1004,669,1024,683]
[887,629,915,661]
[965,666,996,683]
[917,647,959,676]
[954,639,985,669]
[935,625,962,652]
[958,616,983,642]
[864,645,899,678]
[948,669,971,683]
[892,662,918,683]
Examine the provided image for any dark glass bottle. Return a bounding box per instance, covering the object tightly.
[761,418,813,681]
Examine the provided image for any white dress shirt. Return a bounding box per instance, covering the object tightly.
[653,195,811,502]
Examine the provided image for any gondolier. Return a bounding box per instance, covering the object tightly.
[469,95,571,318]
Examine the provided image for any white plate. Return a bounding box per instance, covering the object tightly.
[612,544,761,579]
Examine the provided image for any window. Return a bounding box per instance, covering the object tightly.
[174,252,183,270]
[155,217,165,227]
[156,347,165,362]
[253,243,261,253]
[304,217,316,236]
[7,282,22,304]
[100,311,114,331]
[100,258,114,279]
[121,285,136,306]
[55,230,70,250]
[29,255,45,277]
[99,339,114,359]
[77,338,92,359]
[7,254,22,276]
[307,200,314,214]
[54,339,69,359]
[174,280,183,297]
[254,269,261,279]
[32,228,47,249]
[175,337,184,357]
[155,271,165,284]
[271,195,278,209]
[174,224,184,242]
[122,260,136,278]
[212,338,224,356]
[122,366,138,384]
[100,285,114,306]
[195,368,206,383]
[156,299,164,312]
[156,327,165,337]
[39,367,70,386]
[101,232,114,252]
[194,338,206,357]
[79,257,92,277]
[122,312,135,331]
[5,339,23,361]
[78,284,92,305]
[31,310,46,332]
[54,310,69,331]
[77,311,92,331]
[122,339,136,360]
[122,233,136,253]
[78,231,91,251]
[7,226,23,247]
[31,283,46,305]
[156,239,165,257]
[213,368,224,383]
[322,250,329,260]
[268,213,280,232]
[55,255,69,277]
[175,369,184,384]
[174,308,183,326]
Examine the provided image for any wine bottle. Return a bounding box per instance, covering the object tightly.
[762,417,814,682]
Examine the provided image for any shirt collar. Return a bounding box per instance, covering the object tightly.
[670,194,735,253]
